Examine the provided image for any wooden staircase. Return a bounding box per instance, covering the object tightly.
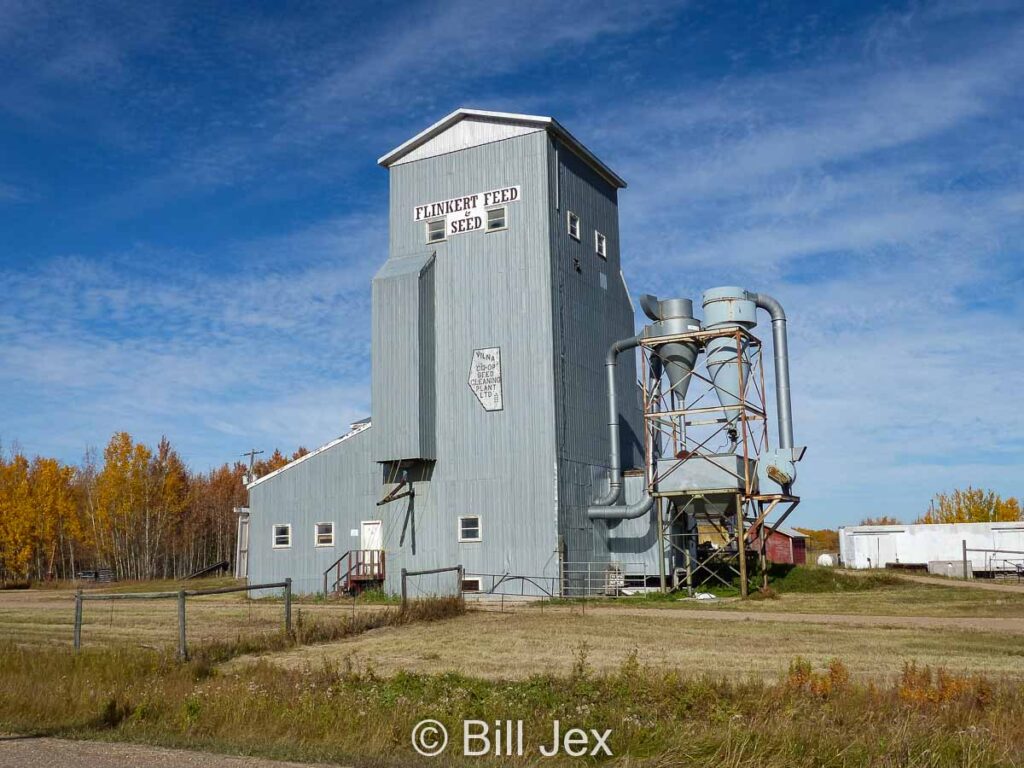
[323,549,385,595]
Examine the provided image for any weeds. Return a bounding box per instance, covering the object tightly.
[786,657,850,697]
[571,641,591,679]
[897,661,979,705]
[1,645,1022,767]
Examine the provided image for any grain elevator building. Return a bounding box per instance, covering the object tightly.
[241,108,805,597]
[243,109,645,596]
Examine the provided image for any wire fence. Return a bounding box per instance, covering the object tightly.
[400,565,464,608]
[74,579,292,660]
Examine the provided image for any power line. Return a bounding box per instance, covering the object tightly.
[241,448,264,474]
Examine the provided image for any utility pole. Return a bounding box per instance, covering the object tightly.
[241,448,264,476]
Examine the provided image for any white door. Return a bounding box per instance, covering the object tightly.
[360,520,383,551]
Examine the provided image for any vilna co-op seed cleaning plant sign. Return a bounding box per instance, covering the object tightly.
[469,347,503,411]
[413,185,520,236]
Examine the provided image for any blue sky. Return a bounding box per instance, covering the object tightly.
[1,0,1021,527]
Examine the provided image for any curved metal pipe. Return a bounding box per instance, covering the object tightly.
[749,292,794,450]
[588,334,655,520]
[588,487,654,520]
[589,335,640,507]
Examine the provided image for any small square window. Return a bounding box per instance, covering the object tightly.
[315,522,334,547]
[595,231,607,259]
[461,577,482,593]
[458,515,481,542]
[567,211,580,241]
[426,218,446,243]
[486,206,507,232]
[272,524,291,549]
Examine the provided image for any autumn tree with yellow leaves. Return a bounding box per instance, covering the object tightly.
[916,487,1022,524]
[0,432,253,583]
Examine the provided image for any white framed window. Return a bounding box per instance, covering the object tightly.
[314,522,335,547]
[458,515,482,543]
[272,524,291,549]
[595,231,607,259]
[567,211,580,241]
[461,577,482,593]
[426,218,446,244]
[486,206,507,232]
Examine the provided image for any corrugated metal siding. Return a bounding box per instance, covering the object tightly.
[250,124,651,596]
[371,253,436,461]
[606,475,662,576]
[418,258,436,455]
[247,429,380,595]
[547,135,646,576]
[380,131,562,588]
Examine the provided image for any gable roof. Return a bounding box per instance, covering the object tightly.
[378,108,626,189]
[777,526,808,539]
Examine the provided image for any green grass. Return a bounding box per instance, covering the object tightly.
[292,586,403,605]
[766,565,906,593]
[546,566,1024,618]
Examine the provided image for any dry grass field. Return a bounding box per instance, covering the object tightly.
[0,578,386,650]
[5,571,1024,766]
[5,571,1024,678]
[211,570,1024,684]
[235,603,1024,682]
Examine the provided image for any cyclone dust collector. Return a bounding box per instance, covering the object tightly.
[589,286,805,596]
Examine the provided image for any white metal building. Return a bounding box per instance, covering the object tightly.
[839,521,1024,574]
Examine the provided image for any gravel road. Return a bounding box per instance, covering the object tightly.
[0,736,341,768]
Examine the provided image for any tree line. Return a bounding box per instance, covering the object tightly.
[861,487,1021,526]
[0,433,305,583]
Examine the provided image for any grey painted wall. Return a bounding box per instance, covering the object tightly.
[371,253,436,462]
[547,135,645,581]
[247,428,379,595]
[380,131,562,588]
[247,124,655,596]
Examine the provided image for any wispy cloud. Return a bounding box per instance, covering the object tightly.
[0,210,383,462]
[77,0,686,216]
[1,0,1022,528]
[599,10,1024,522]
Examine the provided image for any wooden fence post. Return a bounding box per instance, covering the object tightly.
[284,578,292,634]
[177,590,187,661]
[73,589,83,652]
[400,568,408,611]
[962,540,969,580]
[457,565,465,606]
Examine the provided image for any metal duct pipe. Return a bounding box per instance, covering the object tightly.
[749,292,794,450]
[588,334,655,520]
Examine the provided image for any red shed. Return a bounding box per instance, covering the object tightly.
[752,525,808,565]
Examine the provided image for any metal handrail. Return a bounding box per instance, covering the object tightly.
[323,549,385,595]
